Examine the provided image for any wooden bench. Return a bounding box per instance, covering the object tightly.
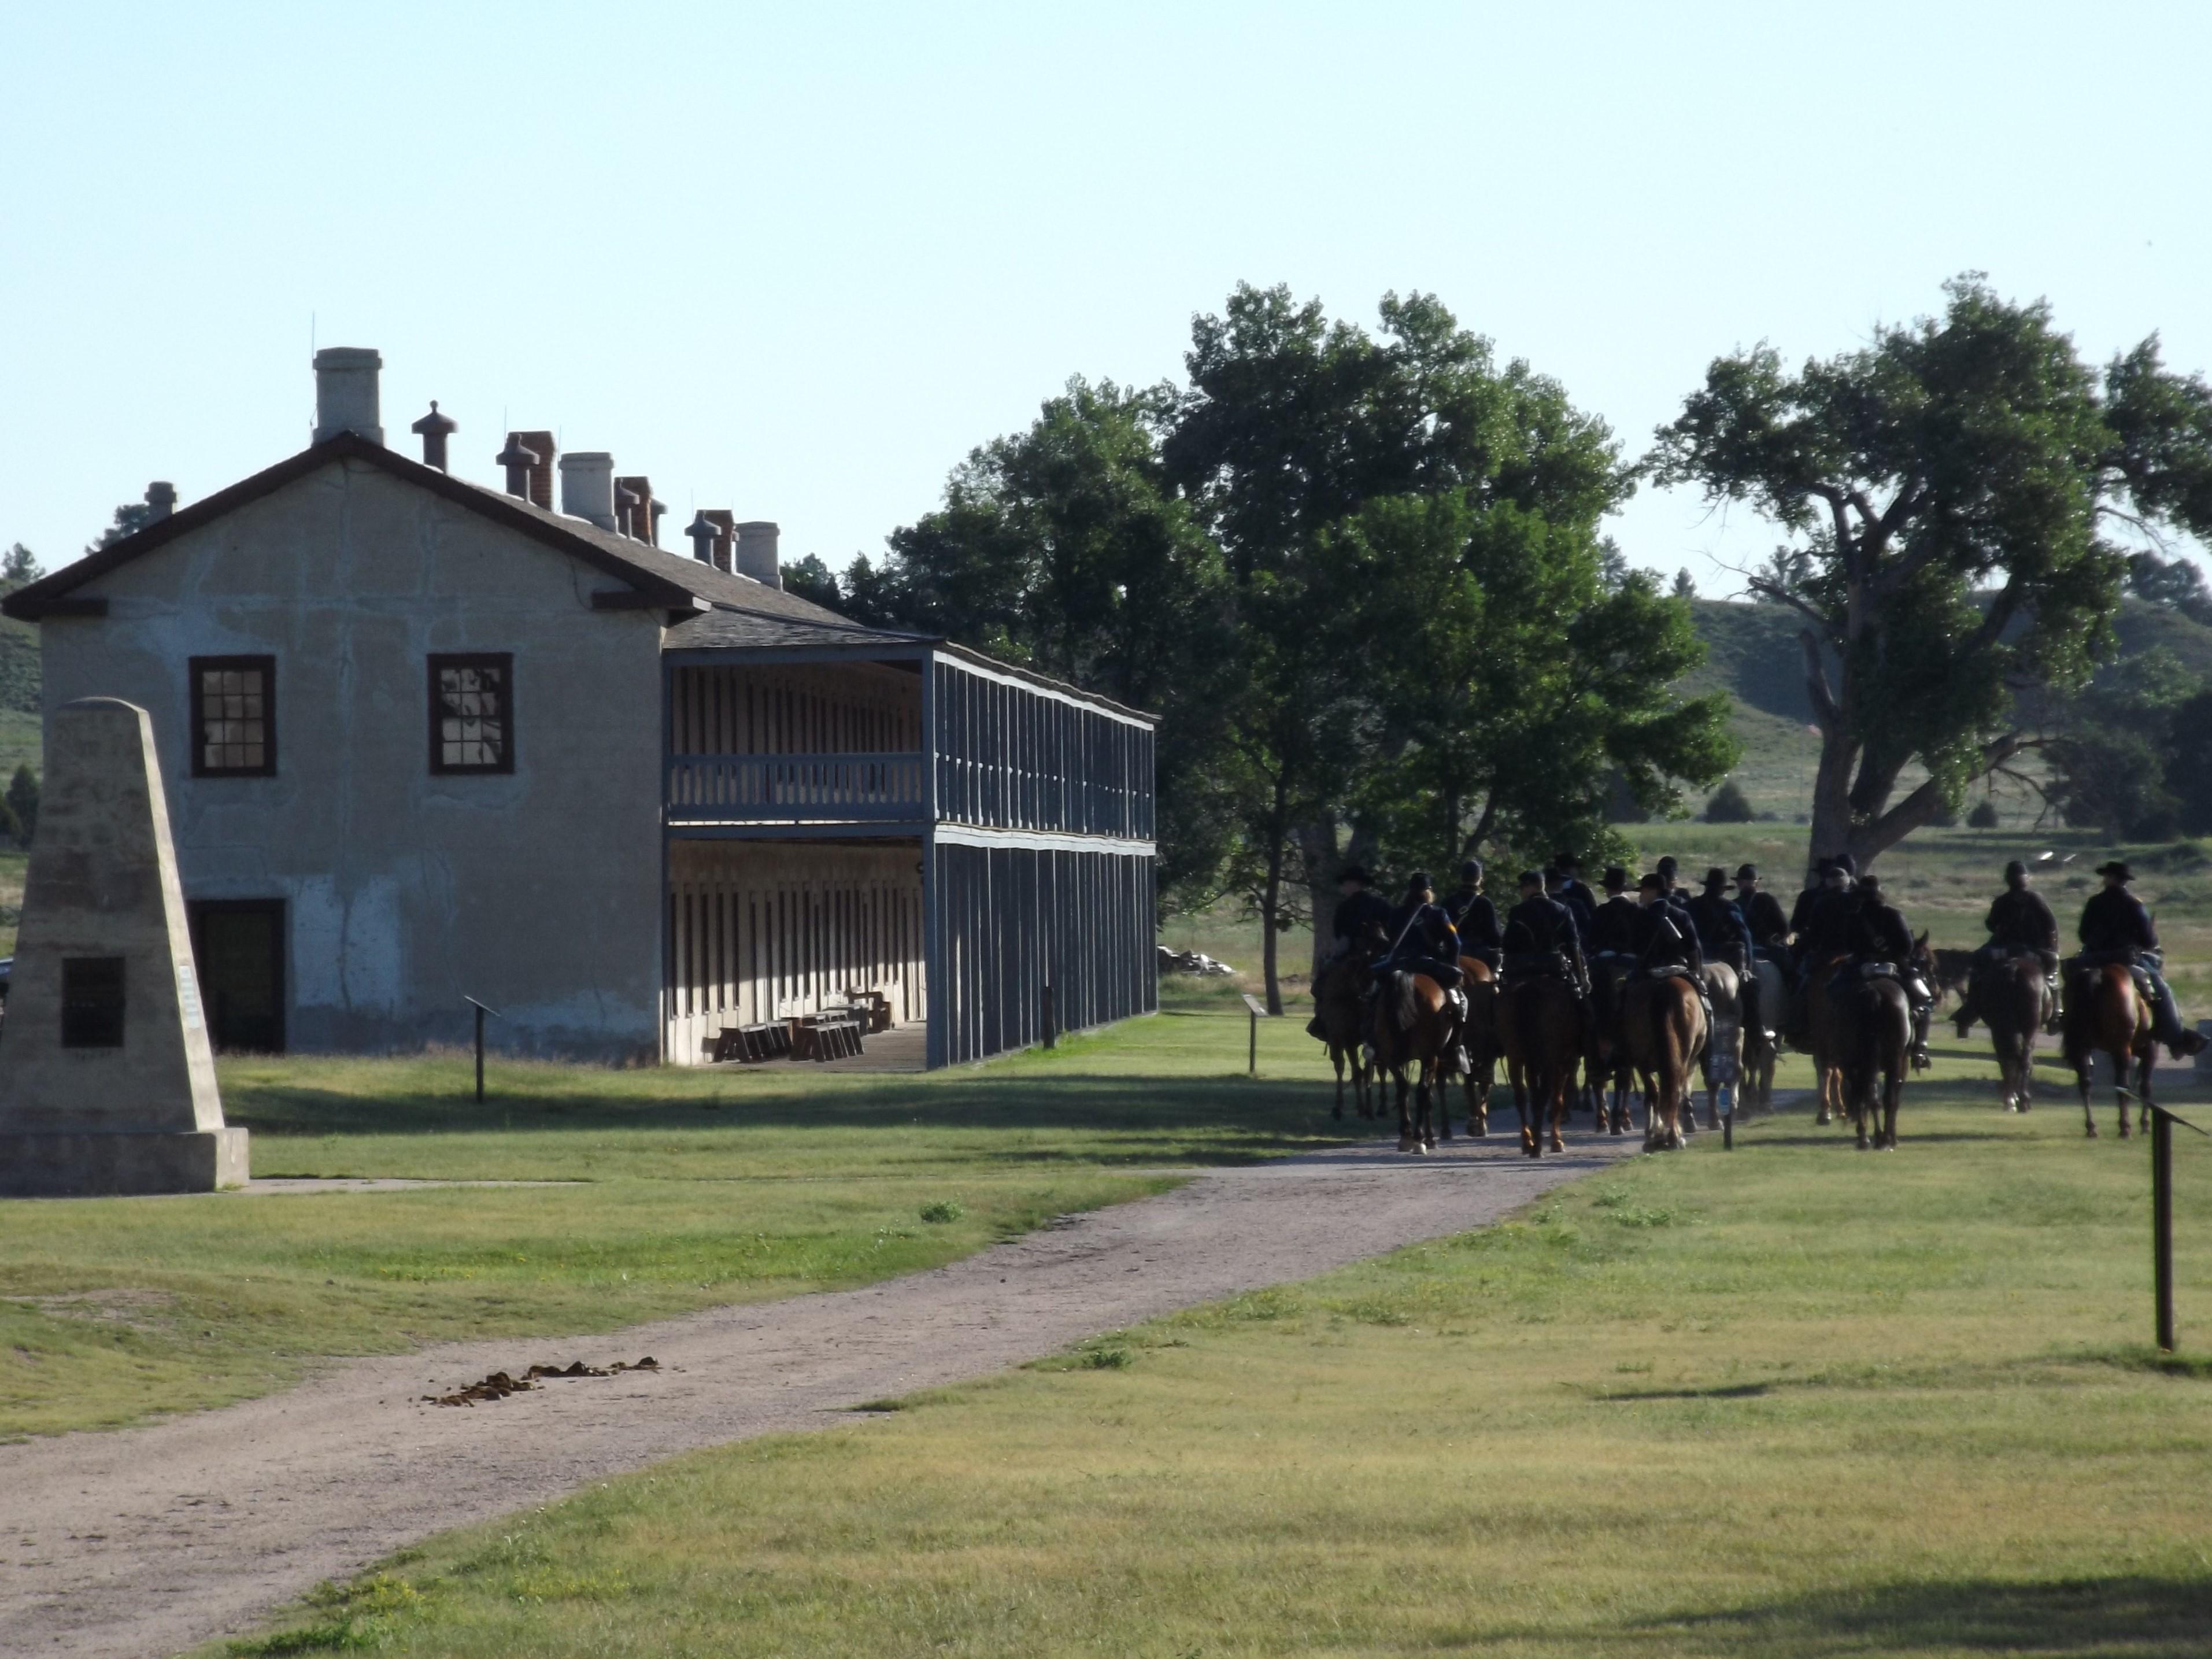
[711,1022,791,1064]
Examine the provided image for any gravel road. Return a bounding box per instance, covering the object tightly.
[0,1130,1635,1657]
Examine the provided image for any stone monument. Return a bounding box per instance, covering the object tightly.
[0,697,247,1195]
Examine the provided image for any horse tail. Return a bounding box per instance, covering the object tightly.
[1392,970,1417,1033]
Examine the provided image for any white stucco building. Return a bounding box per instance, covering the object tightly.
[3,350,1157,1065]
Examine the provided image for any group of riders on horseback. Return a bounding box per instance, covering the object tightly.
[1310,843,2201,1152]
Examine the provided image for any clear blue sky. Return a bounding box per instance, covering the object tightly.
[5,3,2208,589]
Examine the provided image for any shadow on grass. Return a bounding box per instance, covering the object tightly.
[1662,1575,2212,1656]
[223,1071,1359,1164]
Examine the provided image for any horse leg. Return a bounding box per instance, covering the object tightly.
[2117,1048,2133,1140]
[1512,1061,1537,1157]
[1394,1065,1416,1154]
[1882,1061,1902,1150]
[1419,1058,1437,1151]
[1547,1066,1566,1154]
[2077,1055,2097,1138]
[1331,1047,1346,1121]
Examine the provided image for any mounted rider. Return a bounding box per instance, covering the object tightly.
[1547,851,1599,941]
[1837,873,1933,1069]
[1379,871,1467,1014]
[1585,864,1639,1036]
[2074,860,2195,1057]
[1503,869,1590,999]
[1327,865,1396,965]
[1688,864,1758,1036]
[1442,858,1503,973]
[1630,870,1713,1024]
[1959,859,2061,1037]
[1652,856,1695,920]
[1785,853,1859,1042]
[1733,864,1791,958]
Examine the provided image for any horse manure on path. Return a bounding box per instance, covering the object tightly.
[422,1357,660,1407]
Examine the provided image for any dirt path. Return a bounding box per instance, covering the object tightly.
[0,1131,1637,1657]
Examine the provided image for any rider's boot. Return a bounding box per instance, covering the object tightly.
[2044,975,2062,1035]
[1909,991,1933,1071]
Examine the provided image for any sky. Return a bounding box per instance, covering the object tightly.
[5,2,2209,592]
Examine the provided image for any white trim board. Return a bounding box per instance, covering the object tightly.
[931,825,1155,856]
[933,649,1154,730]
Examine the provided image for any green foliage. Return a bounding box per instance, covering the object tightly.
[0,543,39,588]
[779,553,843,611]
[88,499,158,553]
[918,1200,964,1224]
[1967,797,2001,828]
[1652,276,2212,869]
[1703,778,1756,822]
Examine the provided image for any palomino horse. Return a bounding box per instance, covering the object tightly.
[1967,951,2048,1115]
[2063,962,2156,1139]
[1828,964,1911,1150]
[1369,970,1455,1154]
[1741,956,1787,1112]
[1699,961,1743,1132]
[1308,955,1375,1121]
[1457,956,1500,1138]
[1621,970,1706,1151]
[1499,969,1583,1157]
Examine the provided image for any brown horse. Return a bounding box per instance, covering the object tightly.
[2063,962,2155,1139]
[1585,955,1637,1136]
[1829,965,1911,1150]
[1621,971,1706,1151]
[1499,971,1583,1157]
[1802,950,1852,1126]
[1369,970,1455,1153]
[1457,956,1499,1138]
[1969,951,2048,1115]
[1309,955,1375,1121]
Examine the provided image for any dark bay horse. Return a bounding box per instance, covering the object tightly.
[1370,970,1454,1154]
[1500,970,1582,1157]
[2063,963,2155,1139]
[1586,956,1636,1136]
[1969,951,2048,1115]
[1621,971,1705,1151]
[1741,956,1787,1113]
[1310,956,1375,1120]
[1829,966,1911,1150]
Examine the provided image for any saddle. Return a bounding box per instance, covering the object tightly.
[1502,949,1573,986]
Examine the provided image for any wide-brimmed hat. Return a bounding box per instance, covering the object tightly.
[1601,865,1629,892]
[1734,863,1759,883]
[2096,860,2133,881]
[1552,850,1581,870]
[1830,852,1858,876]
[1637,871,1665,893]
[2003,859,2028,881]
[1518,869,1544,888]
[1702,866,1729,891]
[1337,865,1370,885]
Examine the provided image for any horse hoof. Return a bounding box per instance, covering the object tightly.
[1548,1136,1565,1154]
[2085,1125,2099,1139]
[2119,1124,2132,1141]
[1396,1135,1415,1153]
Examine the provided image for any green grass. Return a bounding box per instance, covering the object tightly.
[0,980,1351,1441]
[216,1081,2212,1658]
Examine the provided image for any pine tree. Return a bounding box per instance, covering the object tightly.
[7,765,39,844]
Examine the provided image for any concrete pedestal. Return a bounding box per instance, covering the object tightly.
[0,1128,250,1198]
[0,698,246,1197]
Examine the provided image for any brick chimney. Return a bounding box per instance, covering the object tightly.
[735,521,781,588]
[145,482,177,521]
[615,476,659,544]
[312,347,383,445]
[698,510,735,572]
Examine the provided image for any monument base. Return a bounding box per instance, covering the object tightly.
[0,1128,249,1197]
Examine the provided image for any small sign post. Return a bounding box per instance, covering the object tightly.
[465,996,502,1104]
[1240,992,1270,1077]
[2148,1102,2206,1352]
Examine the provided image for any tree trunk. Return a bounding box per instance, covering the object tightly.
[1297,819,1340,980]
[1261,838,1285,1017]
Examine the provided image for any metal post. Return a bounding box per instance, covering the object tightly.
[1241,991,1267,1077]
[2154,1105,2174,1352]
[1042,978,1056,1050]
[475,1004,486,1104]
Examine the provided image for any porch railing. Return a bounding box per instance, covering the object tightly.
[666,752,926,822]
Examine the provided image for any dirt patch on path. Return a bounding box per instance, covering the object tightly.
[0,1132,1636,1658]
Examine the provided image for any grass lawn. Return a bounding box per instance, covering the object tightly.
[219,1074,2212,1659]
[0,981,1349,1441]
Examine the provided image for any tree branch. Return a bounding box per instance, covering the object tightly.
[1746,574,1830,634]
[1797,627,1841,729]
[1857,730,2033,859]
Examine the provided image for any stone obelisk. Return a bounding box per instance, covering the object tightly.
[0,697,247,1195]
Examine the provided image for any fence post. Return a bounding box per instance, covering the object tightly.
[465,996,502,1104]
[1042,978,1056,1050]
[2155,1106,2175,1351]
[1240,991,1268,1077]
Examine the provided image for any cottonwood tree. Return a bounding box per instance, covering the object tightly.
[1652,276,2212,869]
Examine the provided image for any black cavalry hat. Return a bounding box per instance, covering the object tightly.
[1637,871,1666,892]
[1337,865,1370,885]
[1602,865,1629,892]
[2004,858,2029,880]
[1406,870,1433,892]
[1460,858,1483,881]
[2096,859,2135,881]
[1518,868,1544,888]
[1830,852,1858,876]
[1733,863,1759,884]
[1702,866,1729,891]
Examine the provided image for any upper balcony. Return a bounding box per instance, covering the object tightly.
[665,751,924,823]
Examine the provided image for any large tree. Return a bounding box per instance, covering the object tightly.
[1652,277,2212,869]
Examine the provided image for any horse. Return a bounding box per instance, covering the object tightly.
[1800,950,1853,1126]
[1699,960,1743,1131]
[1368,969,1455,1154]
[1308,954,1375,1121]
[1965,949,2048,1114]
[2062,961,2155,1139]
[1827,959,1911,1150]
[1499,969,1584,1157]
[1621,970,1706,1151]
[1457,956,1500,1138]
[1585,954,1637,1135]
[1741,955,1787,1113]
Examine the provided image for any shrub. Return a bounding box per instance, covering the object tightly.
[5,764,36,844]
[918,1200,964,1224]
[1967,799,2000,829]
[1703,779,1756,823]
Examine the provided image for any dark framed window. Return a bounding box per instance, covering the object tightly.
[190,656,276,777]
[428,653,514,774]
[61,956,126,1048]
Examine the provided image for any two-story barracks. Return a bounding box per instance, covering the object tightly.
[2,349,1157,1067]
